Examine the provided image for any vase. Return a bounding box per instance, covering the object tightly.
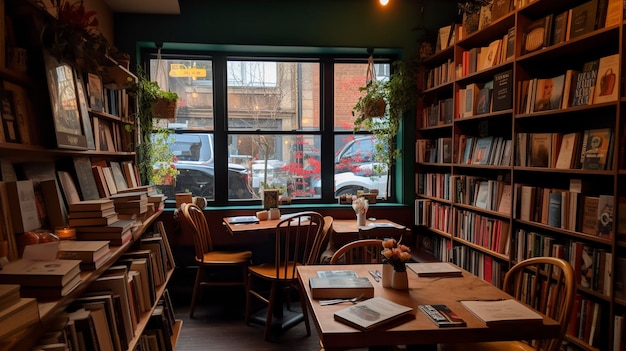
[382,263,393,288]
[391,269,409,290]
[356,213,366,226]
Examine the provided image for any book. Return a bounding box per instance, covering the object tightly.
[0,90,21,143]
[39,178,69,229]
[5,180,41,233]
[69,198,115,212]
[68,207,117,219]
[581,196,600,235]
[555,132,580,169]
[109,161,129,191]
[490,0,511,21]
[596,194,614,238]
[568,0,599,40]
[333,296,414,330]
[528,133,552,167]
[109,191,148,202]
[75,219,136,233]
[57,240,111,264]
[475,87,492,115]
[581,128,612,170]
[407,262,463,277]
[471,136,494,165]
[593,53,619,104]
[0,297,40,340]
[561,69,581,108]
[68,213,119,227]
[72,156,100,201]
[533,75,565,112]
[604,0,623,27]
[0,259,81,287]
[571,59,600,107]
[460,299,543,326]
[227,216,260,224]
[491,69,513,112]
[418,304,467,327]
[57,170,81,207]
[522,14,552,55]
[316,270,358,278]
[309,276,375,299]
[3,81,32,144]
[551,10,569,45]
[0,284,20,311]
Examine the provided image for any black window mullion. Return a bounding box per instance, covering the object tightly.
[213,55,229,205]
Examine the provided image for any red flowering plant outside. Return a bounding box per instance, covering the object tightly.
[381,238,411,272]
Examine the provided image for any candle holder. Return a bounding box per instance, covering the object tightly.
[55,227,76,240]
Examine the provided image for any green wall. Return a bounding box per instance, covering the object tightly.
[112,0,458,204]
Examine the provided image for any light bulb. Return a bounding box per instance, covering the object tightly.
[380,0,389,6]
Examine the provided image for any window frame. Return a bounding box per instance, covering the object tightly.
[142,50,400,206]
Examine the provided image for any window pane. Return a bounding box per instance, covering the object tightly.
[226,61,320,131]
[150,59,214,130]
[332,134,388,198]
[229,134,321,198]
[333,63,390,131]
[151,132,256,201]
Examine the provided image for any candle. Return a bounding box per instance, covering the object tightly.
[55,227,76,240]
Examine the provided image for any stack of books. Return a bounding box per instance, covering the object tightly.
[68,199,118,228]
[110,191,149,217]
[0,284,40,339]
[0,259,82,300]
[57,239,112,270]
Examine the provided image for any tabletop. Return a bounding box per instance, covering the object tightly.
[297,264,560,351]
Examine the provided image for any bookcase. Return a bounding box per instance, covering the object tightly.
[415,1,625,350]
[0,1,181,350]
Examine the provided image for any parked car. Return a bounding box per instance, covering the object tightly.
[251,159,287,190]
[156,163,254,200]
[313,135,388,197]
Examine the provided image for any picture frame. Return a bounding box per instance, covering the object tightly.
[43,51,88,150]
[74,71,96,150]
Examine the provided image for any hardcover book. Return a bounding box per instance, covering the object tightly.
[471,136,494,165]
[568,0,599,40]
[581,128,612,170]
[492,69,513,112]
[69,199,115,212]
[72,156,100,201]
[593,54,619,104]
[528,133,552,167]
[533,75,565,112]
[309,276,375,299]
[571,59,600,107]
[522,14,552,55]
[460,299,543,326]
[333,297,414,330]
[0,259,81,287]
[407,262,463,277]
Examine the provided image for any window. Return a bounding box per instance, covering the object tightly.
[148,54,393,204]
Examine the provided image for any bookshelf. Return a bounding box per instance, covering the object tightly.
[0,1,180,350]
[416,1,625,350]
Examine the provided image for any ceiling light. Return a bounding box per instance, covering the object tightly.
[380,0,389,6]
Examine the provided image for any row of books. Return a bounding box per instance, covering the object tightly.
[516,183,614,239]
[518,54,619,114]
[416,172,451,200]
[567,295,603,347]
[414,199,452,233]
[520,0,621,57]
[456,69,514,119]
[516,129,614,170]
[457,33,514,78]
[415,138,452,164]
[450,176,511,214]
[423,59,455,90]
[0,284,39,340]
[450,245,505,288]
[415,232,452,263]
[452,208,511,256]
[458,135,512,166]
[511,229,614,296]
[420,98,453,128]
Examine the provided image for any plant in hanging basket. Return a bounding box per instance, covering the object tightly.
[151,95,178,121]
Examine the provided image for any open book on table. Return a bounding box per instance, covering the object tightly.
[333,297,414,330]
[407,262,463,277]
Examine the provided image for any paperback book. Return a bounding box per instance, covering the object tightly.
[333,297,414,330]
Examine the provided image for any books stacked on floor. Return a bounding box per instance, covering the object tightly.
[110,191,149,218]
[57,240,112,270]
[0,259,82,300]
[0,284,40,339]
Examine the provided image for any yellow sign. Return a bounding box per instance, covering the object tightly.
[169,64,207,78]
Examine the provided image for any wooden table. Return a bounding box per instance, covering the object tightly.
[297,264,560,351]
[332,219,406,234]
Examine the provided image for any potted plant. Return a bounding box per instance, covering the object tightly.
[352,58,420,177]
[37,0,111,73]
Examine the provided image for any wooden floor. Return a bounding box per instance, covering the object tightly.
[169,274,330,351]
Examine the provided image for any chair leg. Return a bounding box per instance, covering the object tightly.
[264,281,278,341]
[299,285,311,336]
[244,272,253,325]
[189,265,203,319]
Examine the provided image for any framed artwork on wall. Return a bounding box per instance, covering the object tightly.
[43,51,88,150]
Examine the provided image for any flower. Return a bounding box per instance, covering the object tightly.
[381,238,411,272]
[351,196,369,215]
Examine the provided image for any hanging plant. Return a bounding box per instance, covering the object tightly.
[353,57,420,174]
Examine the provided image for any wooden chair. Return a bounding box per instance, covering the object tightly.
[181,203,252,318]
[330,239,384,264]
[244,211,325,341]
[440,257,575,351]
[308,216,334,265]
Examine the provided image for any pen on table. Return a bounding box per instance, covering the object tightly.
[368,270,380,282]
[375,270,382,279]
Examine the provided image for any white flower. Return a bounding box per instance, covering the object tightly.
[352,196,369,215]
